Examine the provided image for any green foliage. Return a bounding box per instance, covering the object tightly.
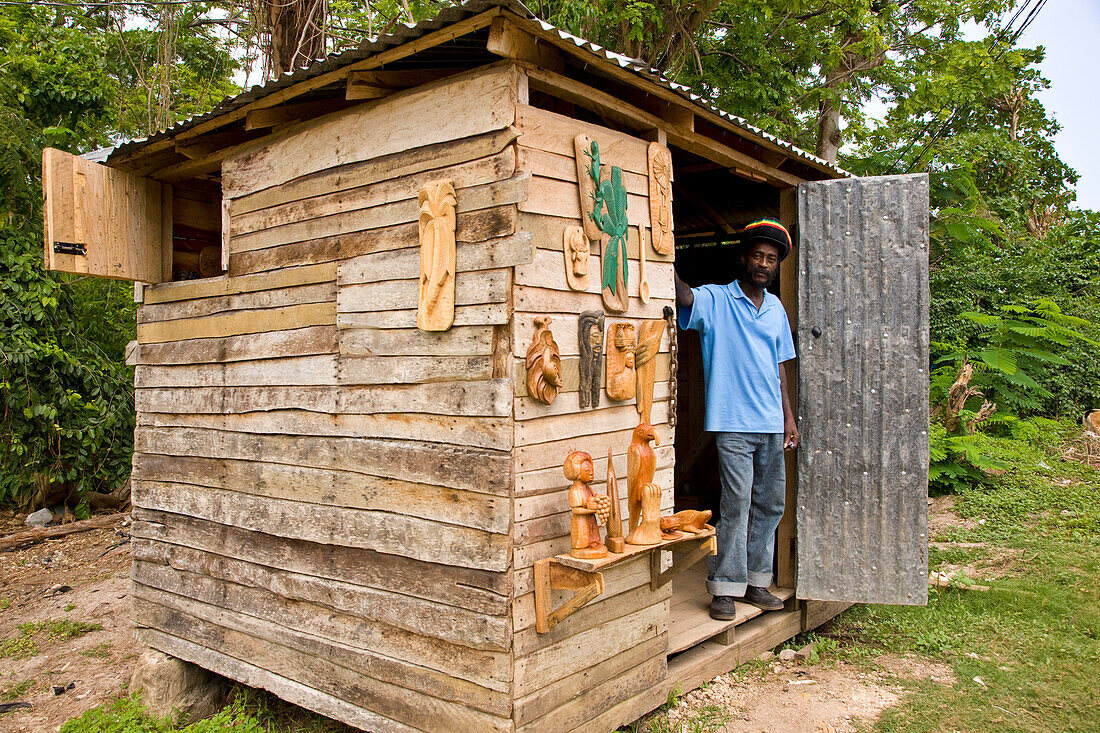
[1,678,35,701]
[0,619,102,659]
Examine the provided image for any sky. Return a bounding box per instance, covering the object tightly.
[1018,0,1100,211]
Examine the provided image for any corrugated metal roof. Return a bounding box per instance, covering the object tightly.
[108,0,847,177]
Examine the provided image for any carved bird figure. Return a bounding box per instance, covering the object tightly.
[627,422,660,534]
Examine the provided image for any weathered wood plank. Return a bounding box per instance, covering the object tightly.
[222,64,520,199]
[514,444,673,497]
[130,482,511,573]
[514,353,670,397]
[136,627,417,733]
[514,402,670,446]
[337,303,510,329]
[231,172,530,253]
[231,147,517,236]
[337,269,508,313]
[134,548,509,658]
[516,144,648,196]
[338,232,533,285]
[228,206,518,276]
[137,302,336,344]
[231,128,520,215]
[132,594,510,732]
[513,556,654,632]
[143,263,337,304]
[135,356,338,388]
[515,104,648,176]
[519,174,650,228]
[135,326,337,365]
[514,285,671,320]
[131,509,509,612]
[514,603,667,696]
[520,656,666,733]
[513,382,670,419]
[514,248,674,300]
[137,410,512,451]
[132,583,510,719]
[133,427,512,494]
[515,634,666,727]
[518,211,674,262]
[339,325,496,357]
[138,282,335,324]
[338,356,494,385]
[131,452,508,531]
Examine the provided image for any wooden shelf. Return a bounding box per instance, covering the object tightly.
[535,527,717,633]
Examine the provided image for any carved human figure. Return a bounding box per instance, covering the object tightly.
[627,422,660,534]
[526,316,563,405]
[578,311,604,409]
[564,451,609,560]
[625,482,663,546]
[648,142,674,256]
[634,319,665,424]
[606,322,636,402]
[416,179,457,331]
[564,225,590,291]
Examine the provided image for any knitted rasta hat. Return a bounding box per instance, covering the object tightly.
[741,218,792,261]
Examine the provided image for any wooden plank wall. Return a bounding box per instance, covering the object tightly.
[130,63,527,733]
[509,104,676,732]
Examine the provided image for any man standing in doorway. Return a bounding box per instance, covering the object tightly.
[675,218,799,619]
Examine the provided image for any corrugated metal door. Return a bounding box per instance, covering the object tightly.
[795,174,929,605]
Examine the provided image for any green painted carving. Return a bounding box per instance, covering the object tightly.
[584,140,629,306]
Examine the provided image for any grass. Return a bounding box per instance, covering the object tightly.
[0,619,103,659]
[817,417,1100,732]
[1,678,35,701]
[80,642,113,659]
[60,686,355,733]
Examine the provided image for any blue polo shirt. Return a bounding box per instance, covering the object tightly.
[679,280,796,433]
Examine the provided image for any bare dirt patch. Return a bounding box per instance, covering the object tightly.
[648,651,956,733]
[927,494,978,538]
[0,512,140,733]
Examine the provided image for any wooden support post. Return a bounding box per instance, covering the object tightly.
[649,535,717,591]
[486,16,565,72]
[776,187,798,589]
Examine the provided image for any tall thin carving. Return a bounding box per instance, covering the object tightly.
[606,322,636,402]
[416,179,457,331]
[634,319,665,424]
[664,305,678,428]
[648,142,674,256]
[526,316,562,405]
[578,310,604,409]
[604,446,625,553]
[564,225,590,291]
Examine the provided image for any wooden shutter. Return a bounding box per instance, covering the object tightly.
[43,148,172,283]
[795,173,930,605]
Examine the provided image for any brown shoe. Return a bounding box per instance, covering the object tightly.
[708,595,738,620]
[743,586,784,611]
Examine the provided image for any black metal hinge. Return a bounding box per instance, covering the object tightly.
[53,241,86,256]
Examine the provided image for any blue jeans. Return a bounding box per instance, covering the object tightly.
[706,432,786,597]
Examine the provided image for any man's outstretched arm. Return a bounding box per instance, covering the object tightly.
[779,360,799,450]
[674,270,693,307]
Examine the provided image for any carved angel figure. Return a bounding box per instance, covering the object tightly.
[417,180,457,331]
[526,316,563,405]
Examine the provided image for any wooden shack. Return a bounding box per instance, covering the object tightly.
[41,1,931,730]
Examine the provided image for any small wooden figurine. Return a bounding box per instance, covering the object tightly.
[627,423,660,534]
[578,311,604,409]
[564,225,590,291]
[573,134,602,242]
[416,179,457,331]
[634,319,665,424]
[625,482,662,546]
[648,142,674,256]
[526,316,562,405]
[583,139,629,313]
[564,451,609,560]
[604,446,625,553]
[663,509,714,534]
[659,516,684,541]
[606,322,636,401]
